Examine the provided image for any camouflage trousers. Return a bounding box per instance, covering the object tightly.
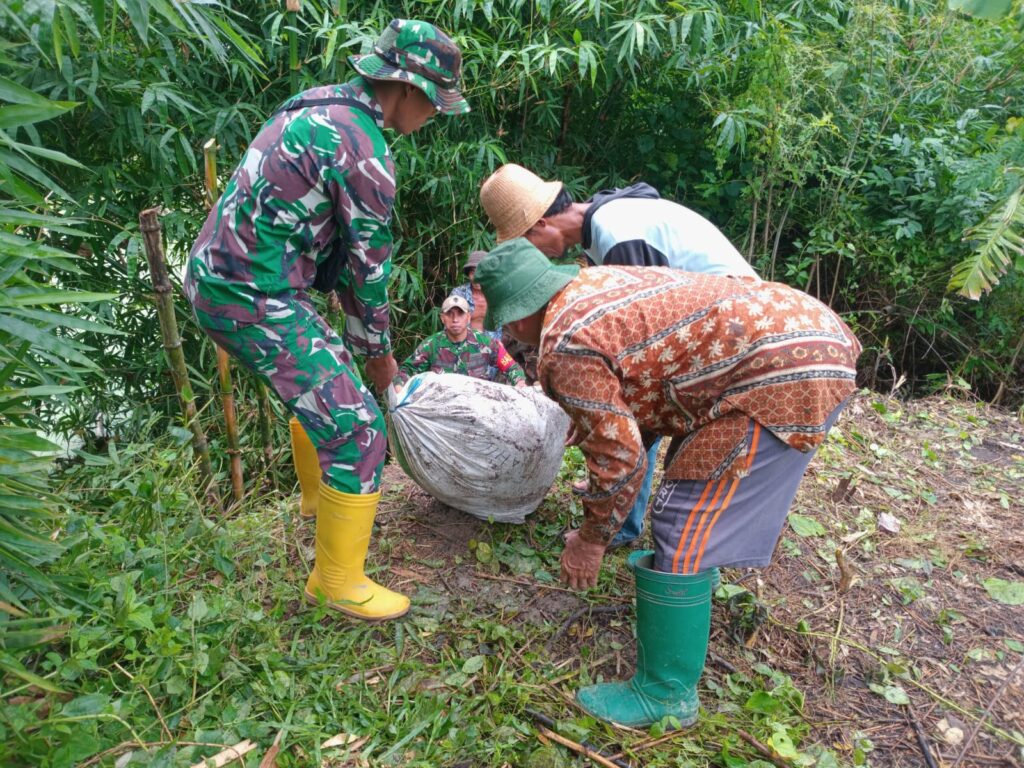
[194,291,386,494]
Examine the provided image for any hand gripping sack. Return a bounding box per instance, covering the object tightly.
[386,372,570,523]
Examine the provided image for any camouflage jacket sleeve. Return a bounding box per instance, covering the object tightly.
[395,335,438,385]
[334,154,397,357]
[492,338,525,385]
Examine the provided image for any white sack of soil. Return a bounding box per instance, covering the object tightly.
[386,372,570,524]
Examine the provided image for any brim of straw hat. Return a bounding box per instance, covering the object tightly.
[485,178,563,243]
[484,263,579,330]
[349,53,470,115]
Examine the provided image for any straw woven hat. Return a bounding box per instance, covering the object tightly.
[479,164,562,243]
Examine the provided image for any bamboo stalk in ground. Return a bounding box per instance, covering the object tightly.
[287,0,300,93]
[256,382,274,474]
[139,207,219,508]
[203,139,244,503]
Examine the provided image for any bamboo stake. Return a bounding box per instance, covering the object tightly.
[287,0,300,94]
[139,207,219,508]
[203,140,244,503]
[256,384,274,474]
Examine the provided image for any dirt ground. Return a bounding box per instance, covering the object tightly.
[365,392,1024,767]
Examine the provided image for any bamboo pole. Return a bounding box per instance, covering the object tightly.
[257,385,275,475]
[139,207,219,508]
[287,0,300,94]
[203,140,244,503]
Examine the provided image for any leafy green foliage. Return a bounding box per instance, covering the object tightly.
[0,2,1023,761]
[949,182,1024,298]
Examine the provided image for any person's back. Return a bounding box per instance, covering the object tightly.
[587,196,757,278]
[186,79,393,347]
[539,266,860,471]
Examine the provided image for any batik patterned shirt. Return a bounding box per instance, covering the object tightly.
[396,330,525,386]
[185,77,395,356]
[537,267,861,545]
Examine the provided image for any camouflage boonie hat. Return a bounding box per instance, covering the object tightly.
[349,19,469,116]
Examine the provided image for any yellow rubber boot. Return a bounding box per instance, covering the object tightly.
[304,482,410,621]
[289,417,319,518]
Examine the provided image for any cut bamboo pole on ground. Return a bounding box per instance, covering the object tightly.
[188,739,257,768]
[139,207,220,509]
[203,139,244,503]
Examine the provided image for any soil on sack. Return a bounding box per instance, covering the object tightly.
[326,392,1024,767]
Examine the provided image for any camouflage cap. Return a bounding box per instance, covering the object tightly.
[349,19,470,116]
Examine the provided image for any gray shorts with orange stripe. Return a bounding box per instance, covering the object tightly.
[650,402,847,575]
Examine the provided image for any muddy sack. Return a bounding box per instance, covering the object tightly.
[386,372,570,524]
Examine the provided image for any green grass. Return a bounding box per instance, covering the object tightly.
[2,430,860,767]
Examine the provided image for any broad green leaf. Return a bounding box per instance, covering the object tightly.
[3,290,119,307]
[982,578,1024,605]
[123,0,151,46]
[868,683,909,705]
[0,315,98,369]
[0,102,79,130]
[950,185,1024,299]
[948,0,1013,17]
[0,78,59,107]
[0,430,60,453]
[788,513,826,537]
[461,655,486,674]
[61,693,111,717]
[0,652,63,692]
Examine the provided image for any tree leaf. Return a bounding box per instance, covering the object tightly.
[868,683,909,705]
[788,513,826,537]
[982,578,1024,606]
[947,0,1013,18]
[0,102,79,130]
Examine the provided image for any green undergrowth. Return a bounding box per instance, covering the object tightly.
[3,432,865,767]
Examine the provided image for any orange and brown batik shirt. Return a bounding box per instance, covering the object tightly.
[537,266,862,545]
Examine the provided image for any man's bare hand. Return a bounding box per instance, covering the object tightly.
[560,530,606,590]
[364,353,398,392]
[565,422,582,446]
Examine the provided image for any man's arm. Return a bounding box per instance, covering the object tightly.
[492,338,526,386]
[394,336,437,386]
[332,154,397,358]
[545,352,647,545]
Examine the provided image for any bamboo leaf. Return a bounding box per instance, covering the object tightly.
[947,0,1013,18]
[0,652,63,692]
[0,103,79,130]
[0,315,99,369]
[949,184,1024,299]
[0,78,59,107]
[122,0,151,46]
[2,290,119,307]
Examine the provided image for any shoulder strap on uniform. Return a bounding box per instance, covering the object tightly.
[271,96,376,120]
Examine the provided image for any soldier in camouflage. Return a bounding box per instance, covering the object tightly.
[185,18,468,622]
[394,294,527,387]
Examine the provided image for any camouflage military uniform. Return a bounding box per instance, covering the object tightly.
[185,77,395,494]
[185,19,467,497]
[395,330,525,386]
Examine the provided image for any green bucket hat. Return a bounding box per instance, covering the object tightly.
[476,238,579,330]
[349,19,470,116]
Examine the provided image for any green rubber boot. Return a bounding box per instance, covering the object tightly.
[710,567,721,592]
[577,550,712,729]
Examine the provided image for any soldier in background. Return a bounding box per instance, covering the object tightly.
[184,19,469,622]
